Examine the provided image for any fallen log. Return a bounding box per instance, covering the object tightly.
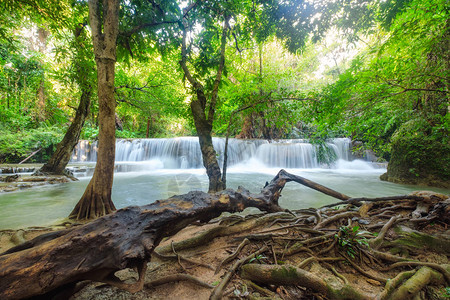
[0,191,277,299]
[1,169,341,299]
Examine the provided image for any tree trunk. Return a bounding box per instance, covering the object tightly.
[191,98,225,193]
[69,0,119,220]
[36,80,46,121]
[36,27,49,121]
[70,59,117,220]
[180,12,229,193]
[236,114,254,139]
[146,117,151,138]
[0,170,296,299]
[40,89,91,175]
[39,24,93,175]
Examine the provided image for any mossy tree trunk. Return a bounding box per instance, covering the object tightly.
[70,0,119,220]
[40,23,93,175]
[179,12,229,193]
[40,89,91,175]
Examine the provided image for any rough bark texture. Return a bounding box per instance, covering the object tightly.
[69,0,119,219]
[40,23,93,175]
[191,99,225,193]
[180,12,229,193]
[0,170,298,299]
[40,90,91,175]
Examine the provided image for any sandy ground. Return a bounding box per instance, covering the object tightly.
[0,219,403,300]
[1,195,449,300]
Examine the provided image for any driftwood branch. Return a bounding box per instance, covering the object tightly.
[2,169,446,299]
[0,169,310,299]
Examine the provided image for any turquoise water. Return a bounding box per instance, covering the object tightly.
[0,160,448,229]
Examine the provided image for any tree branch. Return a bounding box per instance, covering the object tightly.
[208,14,231,122]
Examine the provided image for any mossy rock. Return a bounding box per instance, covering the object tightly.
[381,119,450,188]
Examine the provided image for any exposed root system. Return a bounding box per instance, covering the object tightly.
[0,170,448,299]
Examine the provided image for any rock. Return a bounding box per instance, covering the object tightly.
[5,174,20,182]
[10,230,26,245]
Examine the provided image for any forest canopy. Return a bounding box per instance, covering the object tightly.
[0,0,448,186]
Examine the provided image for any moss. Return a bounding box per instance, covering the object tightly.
[393,226,450,255]
[270,265,299,280]
[382,119,450,188]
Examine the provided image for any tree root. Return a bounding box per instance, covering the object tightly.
[383,262,450,284]
[341,254,388,284]
[156,212,291,254]
[215,238,250,274]
[242,279,280,298]
[378,270,416,300]
[284,232,335,256]
[145,274,214,289]
[369,216,398,249]
[384,266,445,300]
[210,246,269,300]
[314,211,358,229]
[153,249,214,271]
[297,256,344,269]
[240,263,370,300]
[322,195,424,208]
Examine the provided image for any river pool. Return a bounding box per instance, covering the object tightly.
[0,160,449,229]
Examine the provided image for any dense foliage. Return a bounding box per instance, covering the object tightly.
[304,0,449,184]
[0,0,448,186]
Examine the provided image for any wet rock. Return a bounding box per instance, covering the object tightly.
[10,230,26,246]
[5,174,20,182]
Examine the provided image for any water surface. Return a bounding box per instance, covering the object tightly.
[1,160,448,229]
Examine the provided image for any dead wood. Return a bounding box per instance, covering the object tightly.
[1,169,303,299]
[1,169,448,300]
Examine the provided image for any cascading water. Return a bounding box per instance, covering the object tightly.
[71,137,352,170]
[3,137,449,230]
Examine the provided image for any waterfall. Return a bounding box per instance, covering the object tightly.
[71,137,352,169]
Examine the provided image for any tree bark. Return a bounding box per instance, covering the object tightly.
[40,89,91,175]
[180,12,229,193]
[0,170,294,300]
[191,98,225,193]
[36,27,49,121]
[69,0,119,220]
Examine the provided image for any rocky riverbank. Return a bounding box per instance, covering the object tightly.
[0,164,94,193]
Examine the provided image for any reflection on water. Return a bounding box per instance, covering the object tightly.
[0,161,449,229]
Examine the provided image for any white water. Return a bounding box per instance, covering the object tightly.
[1,137,448,229]
[72,137,351,169]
